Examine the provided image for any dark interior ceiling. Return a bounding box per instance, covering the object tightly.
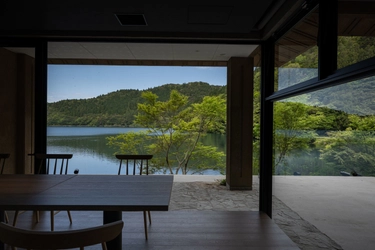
[0,1,305,65]
[0,1,302,41]
[1,1,374,66]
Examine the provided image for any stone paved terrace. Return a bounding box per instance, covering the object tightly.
[171,175,343,250]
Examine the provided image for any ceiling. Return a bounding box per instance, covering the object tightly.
[3,1,375,65]
[2,1,303,64]
[0,1,285,40]
[46,42,258,62]
[5,42,258,64]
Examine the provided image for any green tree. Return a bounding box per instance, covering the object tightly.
[107,90,226,175]
[252,67,261,174]
[274,102,318,174]
[317,130,375,176]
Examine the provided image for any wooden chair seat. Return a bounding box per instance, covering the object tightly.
[0,220,123,250]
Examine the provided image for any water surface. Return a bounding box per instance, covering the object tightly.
[47,126,223,175]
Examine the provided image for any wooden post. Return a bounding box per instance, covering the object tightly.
[226,57,253,190]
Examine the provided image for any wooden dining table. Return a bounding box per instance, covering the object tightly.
[0,174,174,250]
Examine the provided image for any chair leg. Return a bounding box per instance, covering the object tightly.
[4,211,9,224]
[13,210,37,226]
[143,211,148,240]
[51,210,54,231]
[101,242,108,250]
[35,211,40,223]
[13,211,19,226]
[67,210,73,224]
[148,211,151,224]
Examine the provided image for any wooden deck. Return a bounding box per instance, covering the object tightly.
[4,210,299,249]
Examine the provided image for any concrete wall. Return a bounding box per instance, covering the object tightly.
[0,48,35,174]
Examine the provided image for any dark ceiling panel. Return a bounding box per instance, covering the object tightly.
[187,5,233,25]
[0,1,282,40]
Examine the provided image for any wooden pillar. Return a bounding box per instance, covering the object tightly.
[0,48,35,174]
[0,48,17,173]
[226,57,253,190]
[15,54,35,174]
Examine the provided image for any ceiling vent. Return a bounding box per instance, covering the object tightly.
[115,14,147,26]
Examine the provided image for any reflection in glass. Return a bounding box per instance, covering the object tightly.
[338,3,375,69]
[338,36,375,69]
[274,75,375,177]
[275,7,319,91]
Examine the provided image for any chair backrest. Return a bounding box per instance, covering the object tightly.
[34,153,73,175]
[0,220,123,250]
[115,155,153,175]
[0,153,10,175]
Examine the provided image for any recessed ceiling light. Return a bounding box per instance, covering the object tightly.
[115,14,147,26]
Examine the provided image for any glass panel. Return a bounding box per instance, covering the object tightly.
[273,75,375,249]
[275,7,319,91]
[338,1,375,69]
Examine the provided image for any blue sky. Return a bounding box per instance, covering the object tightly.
[47,65,227,103]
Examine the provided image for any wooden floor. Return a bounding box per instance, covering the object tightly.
[4,210,299,250]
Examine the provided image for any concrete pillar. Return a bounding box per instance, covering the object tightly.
[226,57,253,190]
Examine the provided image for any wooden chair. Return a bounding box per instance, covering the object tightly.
[0,220,123,250]
[0,153,10,224]
[13,153,74,231]
[115,154,153,240]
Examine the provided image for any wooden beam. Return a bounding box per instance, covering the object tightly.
[47,58,227,66]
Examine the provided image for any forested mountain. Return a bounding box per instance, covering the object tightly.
[47,81,226,127]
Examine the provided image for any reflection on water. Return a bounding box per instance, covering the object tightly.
[47,127,225,175]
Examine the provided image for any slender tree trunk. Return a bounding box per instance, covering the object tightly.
[182,131,202,174]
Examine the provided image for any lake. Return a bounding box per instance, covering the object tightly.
[47,126,225,175]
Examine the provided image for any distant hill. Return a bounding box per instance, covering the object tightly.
[47,81,226,127]
[285,77,375,116]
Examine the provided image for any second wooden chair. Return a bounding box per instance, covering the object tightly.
[116,154,153,240]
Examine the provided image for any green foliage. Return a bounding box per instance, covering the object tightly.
[107,90,226,175]
[274,102,318,173]
[263,36,375,176]
[316,130,375,176]
[348,115,375,131]
[338,36,375,69]
[47,82,226,127]
[218,178,226,186]
[252,67,262,174]
[107,131,151,155]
